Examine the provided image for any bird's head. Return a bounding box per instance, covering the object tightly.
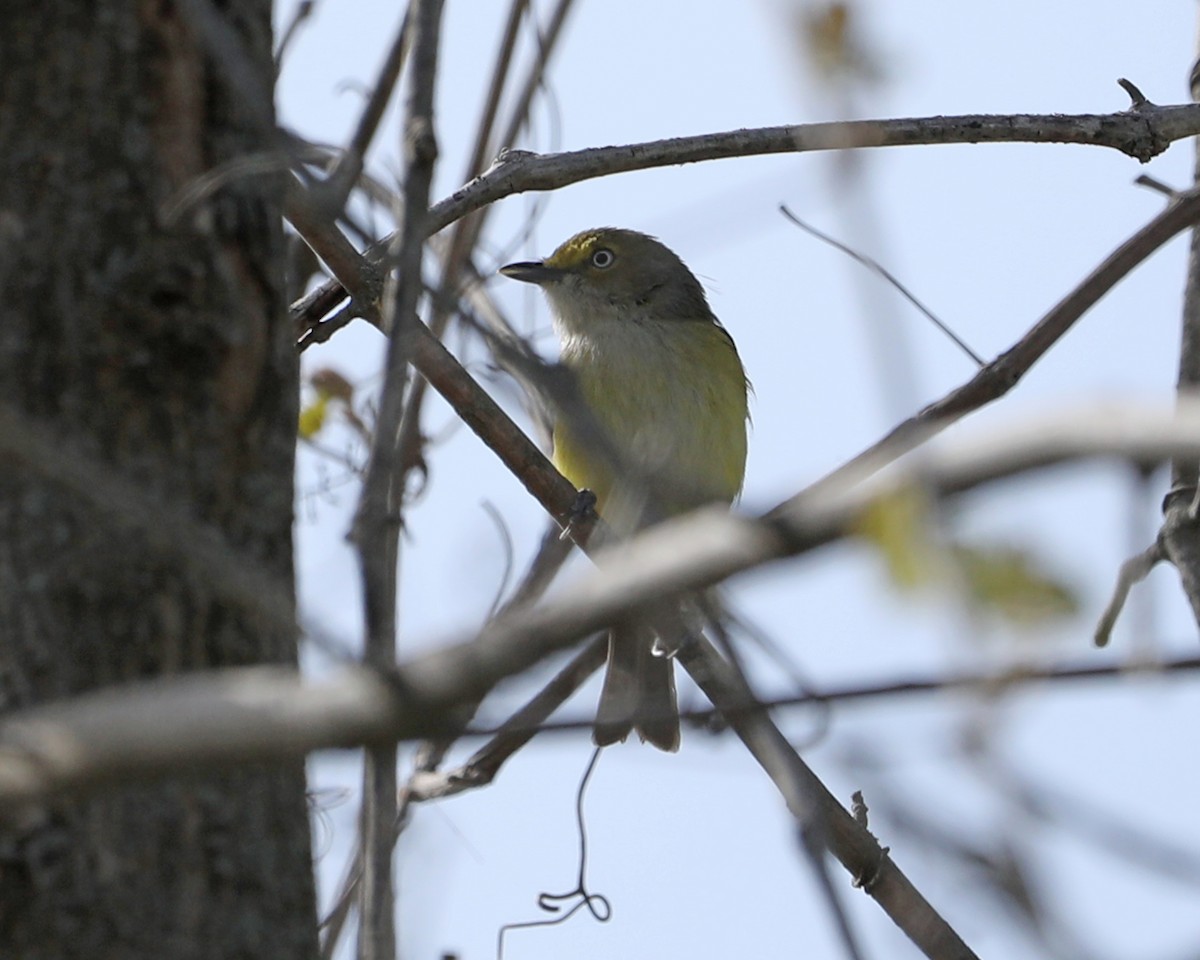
[500,227,713,334]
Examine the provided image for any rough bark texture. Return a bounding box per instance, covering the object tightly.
[0,3,318,958]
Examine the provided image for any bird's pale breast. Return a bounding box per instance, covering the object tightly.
[552,315,748,521]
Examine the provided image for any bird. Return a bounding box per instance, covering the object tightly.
[500,227,750,751]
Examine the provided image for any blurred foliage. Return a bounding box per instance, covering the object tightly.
[299,367,361,441]
[795,1,885,87]
[855,485,1079,627]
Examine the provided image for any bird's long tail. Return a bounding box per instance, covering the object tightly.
[593,622,680,752]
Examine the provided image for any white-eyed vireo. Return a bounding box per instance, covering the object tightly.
[501,228,750,751]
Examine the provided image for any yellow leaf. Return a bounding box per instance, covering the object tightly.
[796,1,885,85]
[298,394,330,440]
[853,486,942,590]
[951,543,1079,626]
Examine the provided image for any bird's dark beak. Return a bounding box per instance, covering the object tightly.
[499,260,563,285]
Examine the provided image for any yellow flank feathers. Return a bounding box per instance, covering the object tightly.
[553,314,747,516]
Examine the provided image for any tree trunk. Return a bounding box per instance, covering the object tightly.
[0,3,318,957]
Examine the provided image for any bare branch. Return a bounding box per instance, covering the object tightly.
[1117,77,1151,109]
[408,635,607,802]
[324,7,410,209]
[1161,34,1200,632]
[4,403,1198,778]
[0,667,399,803]
[386,0,577,586]
[804,186,1200,500]
[1135,173,1178,198]
[292,96,1200,331]
[10,615,1200,812]
[19,401,1200,953]
[676,633,965,960]
[349,3,445,958]
[428,98,1200,238]
[779,204,985,367]
[277,93,1200,958]
[1093,540,1165,647]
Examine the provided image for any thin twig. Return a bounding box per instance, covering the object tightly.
[319,744,443,960]
[493,0,576,153]
[351,3,445,959]
[389,0,576,557]
[408,635,607,802]
[1118,77,1151,108]
[779,204,985,367]
[1135,173,1178,198]
[1093,540,1165,647]
[274,0,316,66]
[1159,26,1200,633]
[277,102,1200,960]
[798,187,1200,505]
[457,649,1200,743]
[324,8,411,213]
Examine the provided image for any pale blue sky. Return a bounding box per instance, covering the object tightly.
[280,3,1200,957]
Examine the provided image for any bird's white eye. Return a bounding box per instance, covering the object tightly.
[590,248,615,269]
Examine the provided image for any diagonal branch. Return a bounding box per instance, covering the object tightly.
[11,506,1200,812]
[676,633,965,960]
[291,182,1200,552]
[281,98,1200,960]
[323,6,410,211]
[283,150,1200,960]
[387,0,577,583]
[19,403,1200,953]
[801,186,1200,501]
